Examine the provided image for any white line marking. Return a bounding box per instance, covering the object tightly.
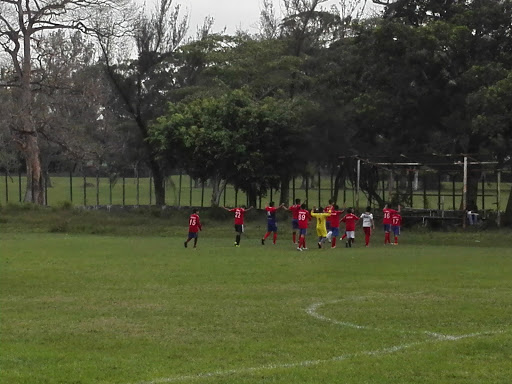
[131,299,505,384]
[134,341,422,384]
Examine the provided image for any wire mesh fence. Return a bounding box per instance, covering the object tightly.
[2,166,510,214]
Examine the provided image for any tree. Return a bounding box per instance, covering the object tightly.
[96,0,188,206]
[0,0,127,204]
[150,89,312,207]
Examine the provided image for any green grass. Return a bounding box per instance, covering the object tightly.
[1,211,512,383]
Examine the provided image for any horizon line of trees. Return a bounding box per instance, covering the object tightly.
[2,0,512,223]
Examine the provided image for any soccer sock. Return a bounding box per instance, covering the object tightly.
[332,237,337,248]
[365,234,370,246]
[341,233,347,240]
[298,236,304,248]
[394,236,398,244]
[193,238,198,247]
[273,233,277,244]
[292,232,296,243]
[385,232,389,244]
[263,232,270,240]
[326,231,332,240]
[236,234,241,245]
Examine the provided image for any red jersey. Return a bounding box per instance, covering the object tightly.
[229,208,246,225]
[341,213,359,231]
[324,205,334,223]
[288,204,301,220]
[383,208,398,225]
[391,213,402,227]
[297,209,311,229]
[329,210,344,229]
[188,213,202,233]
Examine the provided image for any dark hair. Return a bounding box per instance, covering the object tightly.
[366,206,372,212]
[347,208,353,214]
[334,204,339,210]
[295,198,301,204]
[329,199,334,204]
[192,208,198,214]
[301,203,307,209]
[318,207,324,212]
[269,201,275,207]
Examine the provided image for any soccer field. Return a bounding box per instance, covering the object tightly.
[1,232,512,384]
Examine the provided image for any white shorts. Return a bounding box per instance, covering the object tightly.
[346,231,355,239]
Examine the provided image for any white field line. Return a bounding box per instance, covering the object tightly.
[131,300,504,384]
[306,300,497,340]
[134,341,423,384]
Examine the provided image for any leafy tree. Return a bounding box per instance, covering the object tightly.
[97,0,188,206]
[150,89,312,206]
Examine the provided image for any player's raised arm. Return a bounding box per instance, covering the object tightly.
[246,206,254,212]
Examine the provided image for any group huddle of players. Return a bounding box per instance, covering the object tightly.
[184,201,402,250]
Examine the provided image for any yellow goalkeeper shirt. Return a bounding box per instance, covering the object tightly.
[310,211,330,237]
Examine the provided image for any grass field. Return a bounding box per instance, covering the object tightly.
[2,210,512,384]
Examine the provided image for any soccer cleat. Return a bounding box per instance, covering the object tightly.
[234,242,238,246]
[184,241,187,248]
[297,247,303,251]
[331,246,336,249]
[261,239,265,245]
[303,248,308,251]
[236,245,240,248]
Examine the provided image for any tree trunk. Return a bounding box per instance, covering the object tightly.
[148,158,166,206]
[279,175,290,206]
[502,183,512,226]
[247,186,258,208]
[210,175,227,207]
[19,29,44,204]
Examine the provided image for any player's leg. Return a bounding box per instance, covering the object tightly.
[185,232,193,247]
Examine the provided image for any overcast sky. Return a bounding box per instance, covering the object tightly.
[178,0,344,35]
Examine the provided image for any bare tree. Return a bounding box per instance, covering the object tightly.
[0,0,128,203]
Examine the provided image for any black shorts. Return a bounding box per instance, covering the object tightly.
[234,224,244,233]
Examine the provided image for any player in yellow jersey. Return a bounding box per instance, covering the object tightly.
[311,207,331,249]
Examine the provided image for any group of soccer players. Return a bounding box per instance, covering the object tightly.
[184,201,401,249]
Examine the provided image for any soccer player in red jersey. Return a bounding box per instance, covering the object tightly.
[383,203,401,245]
[285,198,302,244]
[328,205,344,248]
[391,212,402,245]
[341,208,359,248]
[261,202,285,245]
[184,208,202,248]
[297,203,311,251]
[223,205,253,247]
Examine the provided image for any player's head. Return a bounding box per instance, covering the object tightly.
[328,199,334,205]
[334,204,339,210]
[241,205,247,209]
[347,207,353,214]
[366,206,372,212]
[269,201,275,207]
[301,203,307,209]
[295,198,301,204]
[317,207,323,213]
[192,208,198,214]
